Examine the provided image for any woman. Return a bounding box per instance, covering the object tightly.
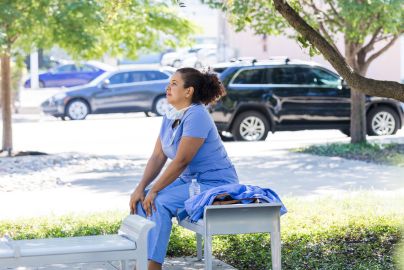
[129,67,238,270]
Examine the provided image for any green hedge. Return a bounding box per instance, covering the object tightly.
[294,142,404,167]
[1,195,403,270]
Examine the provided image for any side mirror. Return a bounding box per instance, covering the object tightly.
[101,79,110,88]
[341,79,348,88]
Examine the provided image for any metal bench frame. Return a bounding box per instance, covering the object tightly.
[178,203,282,270]
[0,215,154,270]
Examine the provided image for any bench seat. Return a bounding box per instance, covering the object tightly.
[0,215,154,270]
[177,203,282,270]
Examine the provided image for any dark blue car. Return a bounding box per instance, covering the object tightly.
[24,61,114,88]
[40,65,175,120]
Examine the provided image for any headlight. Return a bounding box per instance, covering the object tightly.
[52,92,67,101]
[401,102,404,110]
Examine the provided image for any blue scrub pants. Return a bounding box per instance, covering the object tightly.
[136,178,230,264]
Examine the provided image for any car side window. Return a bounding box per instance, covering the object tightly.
[109,72,129,85]
[109,71,147,84]
[56,64,77,73]
[127,71,148,83]
[80,65,98,72]
[145,71,169,81]
[271,67,299,84]
[232,68,267,84]
[311,68,340,87]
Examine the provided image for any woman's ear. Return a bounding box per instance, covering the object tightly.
[186,87,194,99]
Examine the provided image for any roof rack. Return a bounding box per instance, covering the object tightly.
[229,57,257,63]
[269,56,290,64]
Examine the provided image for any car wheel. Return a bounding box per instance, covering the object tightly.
[66,99,90,120]
[232,111,269,141]
[219,131,234,142]
[367,106,399,136]
[39,81,45,88]
[340,128,350,137]
[153,96,169,116]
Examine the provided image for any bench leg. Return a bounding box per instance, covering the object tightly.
[120,260,130,270]
[270,231,281,270]
[196,233,203,260]
[204,234,213,270]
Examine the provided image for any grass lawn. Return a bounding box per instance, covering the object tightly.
[1,193,403,269]
[294,142,404,167]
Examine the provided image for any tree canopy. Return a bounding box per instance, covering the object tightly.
[0,0,197,59]
[204,0,404,102]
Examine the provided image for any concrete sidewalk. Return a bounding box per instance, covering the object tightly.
[1,150,404,219]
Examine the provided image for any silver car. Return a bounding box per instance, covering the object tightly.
[41,65,175,120]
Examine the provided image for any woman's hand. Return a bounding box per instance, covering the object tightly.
[129,188,145,215]
[142,190,157,217]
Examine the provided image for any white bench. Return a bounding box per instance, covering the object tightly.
[0,215,154,270]
[177,203,282,270]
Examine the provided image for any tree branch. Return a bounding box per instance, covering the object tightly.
[308,0,340,53]
[318,22,340,53]
[359,27,382,55]
[327,0,345,24]
[308,0,343,27]
[365,35,399,67]
[271,0,404,102]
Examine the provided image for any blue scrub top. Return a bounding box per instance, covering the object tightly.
[160,104,238,185]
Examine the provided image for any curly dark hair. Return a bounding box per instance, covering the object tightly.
[176,67,226,105]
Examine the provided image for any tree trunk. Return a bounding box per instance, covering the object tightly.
[346,43,367,143]
[350,89,366,143]
[1,53,13,155]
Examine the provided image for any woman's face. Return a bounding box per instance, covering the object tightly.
[166,72,192,109]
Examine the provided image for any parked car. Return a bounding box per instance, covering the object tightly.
[24,61,114,88]
[181,48,218,69]
[40,65,175,120]
[210,58,404,141]
[160,44,217,68]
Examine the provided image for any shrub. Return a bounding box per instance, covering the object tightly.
[1,195,403,270]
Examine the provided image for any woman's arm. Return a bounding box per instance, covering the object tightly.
[136,137,168,190]
[129,137,167,214]
[151,137,204,193]
[142,137,204,216]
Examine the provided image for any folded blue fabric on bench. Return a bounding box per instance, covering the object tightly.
[183,184,287,222]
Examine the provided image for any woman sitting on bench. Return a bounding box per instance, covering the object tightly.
[129,67,239,270]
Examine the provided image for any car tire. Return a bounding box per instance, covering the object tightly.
[232,111,269,141]
[39,81,45,88]
[340,128,350,137]
[66,99,90,120]
[153,96,169,116]
[367,106,399,136]
[219,131,234,142]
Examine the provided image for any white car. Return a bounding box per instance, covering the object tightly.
[181,48,218,69]
[160,44,217,67]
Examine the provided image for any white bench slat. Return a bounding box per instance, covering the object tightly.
[177,203,282,270]
[0,242,13,258]
[5,235,136,258]
[0,215,155,270]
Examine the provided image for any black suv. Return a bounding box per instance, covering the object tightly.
[209,58,404,141]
